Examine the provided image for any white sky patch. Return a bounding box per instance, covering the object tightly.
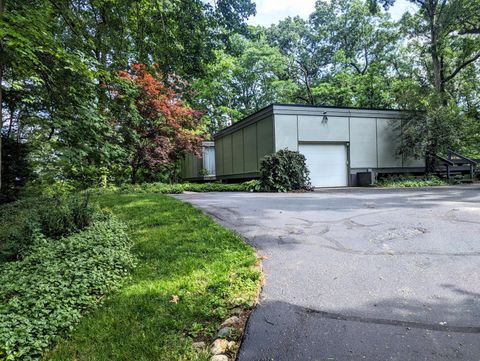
[248,0,316,26]
[247,0,416,26]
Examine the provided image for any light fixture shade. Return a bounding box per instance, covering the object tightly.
[322,113,328,123]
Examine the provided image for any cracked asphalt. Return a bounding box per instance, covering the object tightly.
[175,186,480,361]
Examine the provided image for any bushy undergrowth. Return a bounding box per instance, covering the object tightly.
[259,149,311,192]
[0,195,97,262]
[93,181,259,194]
[0,215,135,361]
[376,175,447,188]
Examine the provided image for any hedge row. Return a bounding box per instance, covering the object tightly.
[93,180,261,194]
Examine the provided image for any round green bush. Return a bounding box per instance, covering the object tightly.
[259,149,311,192]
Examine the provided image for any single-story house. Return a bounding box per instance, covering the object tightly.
[183,104,426,187]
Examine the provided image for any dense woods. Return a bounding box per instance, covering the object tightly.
[1,0,479,199]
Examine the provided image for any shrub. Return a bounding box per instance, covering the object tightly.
[0,194,97,262]
[22,179,77,199]
[0,215,135,360]
[242,179,262,192]
[259,149,311,192]
[376,175,447,188]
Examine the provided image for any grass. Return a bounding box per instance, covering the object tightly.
[44,193,261,361]
[375,175,448,188]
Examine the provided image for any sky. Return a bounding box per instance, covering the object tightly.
[247,0,416,26]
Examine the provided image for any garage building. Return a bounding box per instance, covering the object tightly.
[214,104,425,187]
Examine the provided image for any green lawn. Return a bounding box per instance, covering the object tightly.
[44,193,261,361]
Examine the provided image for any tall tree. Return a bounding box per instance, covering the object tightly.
[0,0,4,191]
[194,31,297,134]
[267,17,320,104]
[375,0,480,99]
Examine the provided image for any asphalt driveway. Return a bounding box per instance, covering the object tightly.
[176,186,480,361]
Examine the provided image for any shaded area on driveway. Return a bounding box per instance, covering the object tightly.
[176,186,480,361]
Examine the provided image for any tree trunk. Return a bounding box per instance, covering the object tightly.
[131,156,141,184]
[427,0,447,104]
[0,0,5,192]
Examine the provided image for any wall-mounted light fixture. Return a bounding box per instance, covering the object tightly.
[322,111,328,124]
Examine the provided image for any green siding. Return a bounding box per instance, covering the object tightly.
[243,124,258,173]
[180,153,202,179]
[256,116,274,167]
[222,134,233,175]
[215,138,224,176]
[232,130,244,174]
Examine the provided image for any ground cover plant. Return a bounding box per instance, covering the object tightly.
[376,175,448,188]
[44,193,261,361]
[0,204,135,360]
[94,180,261,195]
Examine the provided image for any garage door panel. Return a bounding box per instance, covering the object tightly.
[299,144,348,187]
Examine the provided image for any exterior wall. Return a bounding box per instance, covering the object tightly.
[203,146,216,175]
[298,116,349,142]
[274,114,298,151]
[222,135,233,175]
[232,131,244,174]
[350,117,377,168]
[376,118,402,168]
[215,137,224,176]
[181,142,216,180]
[257,117,274,163]
[243,124,257,172]
[214,104,425,182]
[214,112,274,179]
[271,105,425,175]
[181,153,202,180]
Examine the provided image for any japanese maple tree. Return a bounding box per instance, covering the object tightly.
[111,64,204,183]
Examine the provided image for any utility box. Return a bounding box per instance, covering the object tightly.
[357,171,375,187]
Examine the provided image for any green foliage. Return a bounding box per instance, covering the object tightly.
[193,32,297,134]
[1,0,479,194]
[92,181,257,195]
[242,179,263,192]
[399,103,461,171]
[44,193,260,360]
[0,215,135,360]
[376,175,447,188]
[0,0,256,194]
[0,136,34,203]
[0,194,97,262]
[259,149,311,192]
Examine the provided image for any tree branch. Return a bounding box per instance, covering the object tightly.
[444,52,480,83]
[459,28,480,35]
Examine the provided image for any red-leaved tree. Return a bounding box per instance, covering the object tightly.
[111,64,204,183]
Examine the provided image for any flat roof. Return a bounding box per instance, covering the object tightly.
[271,103,404,112]
[214,103,407,138]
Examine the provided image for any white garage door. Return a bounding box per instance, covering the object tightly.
[299,144,348,187]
